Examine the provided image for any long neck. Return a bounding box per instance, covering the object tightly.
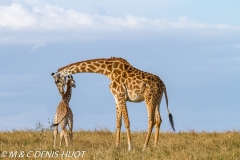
[57,57,129,78]
[62,83,72,104]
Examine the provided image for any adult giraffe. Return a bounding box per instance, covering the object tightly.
[51,57,175,150]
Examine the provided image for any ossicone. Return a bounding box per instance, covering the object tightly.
[51,72,60,78]
[68,74,73,79]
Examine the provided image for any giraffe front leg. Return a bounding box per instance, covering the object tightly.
[116,105,122,148]
[121,104,132,151]
[110,82,131,150]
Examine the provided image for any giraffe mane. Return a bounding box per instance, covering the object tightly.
[57,57,129,72]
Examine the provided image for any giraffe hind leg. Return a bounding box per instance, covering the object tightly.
[53,125,58,148]
[59,118,69,147]
[68,113,73,145]
[59,130,64,147]
[63,129,69,147]
[154,105,162,147]
[143,98,156,150]
[60,129,69,147]
[154,94,163,147]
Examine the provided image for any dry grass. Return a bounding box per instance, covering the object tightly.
[0,123,240,160]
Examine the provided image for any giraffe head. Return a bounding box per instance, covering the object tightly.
[67,75,76,88]
[51,72,66,95]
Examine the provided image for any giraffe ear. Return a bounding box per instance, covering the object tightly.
[71,75,73,79]
[51,73,55,76]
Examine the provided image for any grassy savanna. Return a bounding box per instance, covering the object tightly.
[0,124,240,160]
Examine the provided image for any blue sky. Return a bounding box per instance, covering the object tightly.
[1,0,240,132]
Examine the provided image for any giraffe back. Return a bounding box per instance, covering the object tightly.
[54,101,69,124]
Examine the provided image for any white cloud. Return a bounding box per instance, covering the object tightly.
[0,2,239,49]
[0,3,237,31]
[0,3,35,29]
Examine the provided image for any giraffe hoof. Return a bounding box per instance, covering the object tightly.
[142,146,147,151]
[116,144,120,149]
[128,145,132,151]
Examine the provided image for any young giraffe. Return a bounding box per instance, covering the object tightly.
[52,57,175,151]
[51,75,75,148]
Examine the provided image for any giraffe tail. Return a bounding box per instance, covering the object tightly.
[164,87,175,132]
[50,123,59,128]
[168,113,175,132]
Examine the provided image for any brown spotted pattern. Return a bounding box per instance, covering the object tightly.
[54,57,175,150]
[53,76,75,148]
